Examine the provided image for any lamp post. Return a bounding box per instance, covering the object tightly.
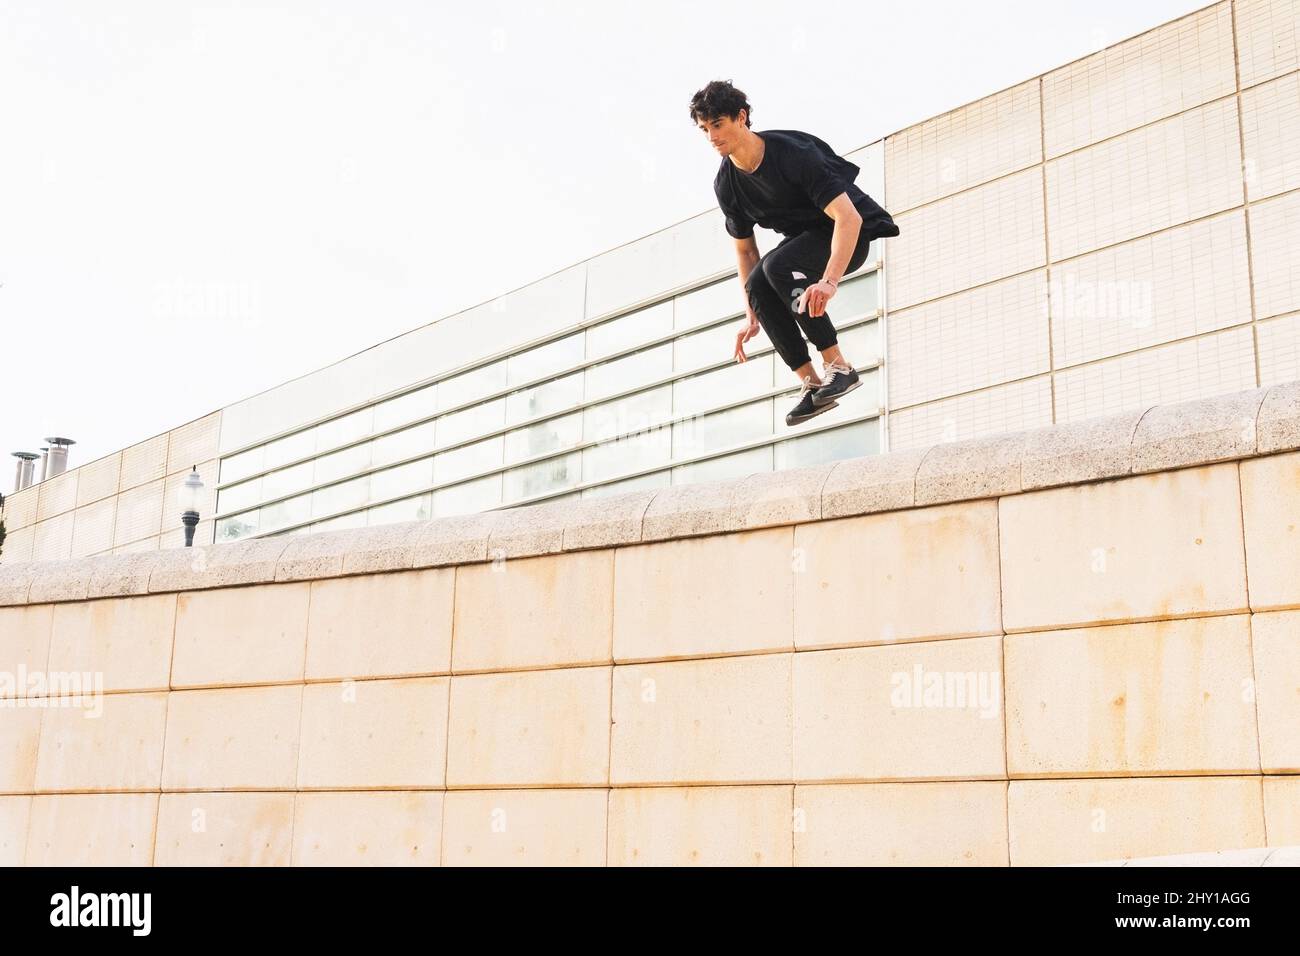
[177,465,205,547]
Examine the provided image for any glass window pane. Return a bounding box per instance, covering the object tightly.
[674,320,738,375]
[260,493,312,533]
[862,366,882,406]
[434,436,502,485]
[311,511,368,533]
[443,265,585,367]
[675,279,742,330]
[673,399,773,460]
[672,445,772,484]
[503,451,582,504]
[585,344,672,403]
[263,428,317,471]
[313,442,372,485]
[373,384,439,433]
[581,469,671,498]
[585,216,734,320]
[504,412,583,466]
[311,476,370,519]
[371,421,437,468]
[367,494,431,526]
[586,301,672,361]
[582,426,672,484]
[508,333,584,386]
[539,490,583,506]
[829,271,878,320]
[315,408,374,454]
[217,342,380,456]
[836,319,881,365]
[584,230,671,320]
[436,398,505,450]
[674,357,772,418]
[774,418,880,471]
[505,371,584,426]
[220,446,264,484]
[438,359,506,412]
[217,476,262,516]
[434,474,502,516]
[215,510,259,542]
[584,385,672,443]
[370,457,434,502]
[262,461,314,501]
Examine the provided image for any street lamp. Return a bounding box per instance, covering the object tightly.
[177,465,205,547]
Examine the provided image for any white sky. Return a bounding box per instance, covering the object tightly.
[1,0,1210,483]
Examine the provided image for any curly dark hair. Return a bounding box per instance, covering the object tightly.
[689,80,752,128]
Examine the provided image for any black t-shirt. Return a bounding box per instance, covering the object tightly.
[713,128,899,241]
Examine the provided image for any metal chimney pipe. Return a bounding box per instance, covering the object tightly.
[11,452,39,493]
[37,446,49,483]
[43,437,76,479]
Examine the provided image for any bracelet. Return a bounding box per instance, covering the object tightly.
[820,277,839,287]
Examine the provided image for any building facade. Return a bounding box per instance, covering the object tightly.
[3,0,1299,564]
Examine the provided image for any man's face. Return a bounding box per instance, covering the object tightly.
[697,110,746,156]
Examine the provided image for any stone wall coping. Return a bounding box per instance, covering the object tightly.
[2,380,1297,606]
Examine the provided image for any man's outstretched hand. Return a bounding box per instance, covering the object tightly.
[734,315,761,363]
[796,280,837,317]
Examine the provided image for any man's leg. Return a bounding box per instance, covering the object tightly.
[745,256,848,426]
[758,227,874,370]
[759,227,874,405]
[744,258,822,385]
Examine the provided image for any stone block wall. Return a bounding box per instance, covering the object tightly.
[2,382,1300,865]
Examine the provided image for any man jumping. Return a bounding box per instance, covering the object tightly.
[690,79,900,426]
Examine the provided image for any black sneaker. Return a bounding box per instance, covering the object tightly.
[812,362,861,406]
[785,375,840,426]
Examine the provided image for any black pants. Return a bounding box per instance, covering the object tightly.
[744,225,874,373]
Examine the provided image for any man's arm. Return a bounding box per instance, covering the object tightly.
[730,234,763,362]
[793,193,864,318]
[819,192,863,286]
[734,234,761,319]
